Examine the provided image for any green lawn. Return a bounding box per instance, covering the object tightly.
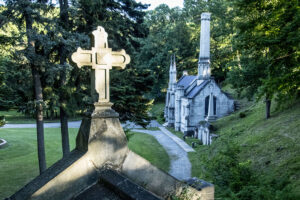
[0,128,170,199]
[0,128,79,199]
[127,131,170,172]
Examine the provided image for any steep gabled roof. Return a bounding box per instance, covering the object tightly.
[186,80,210,98]
[177,75,197,90]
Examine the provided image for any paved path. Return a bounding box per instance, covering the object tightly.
[132,128,192,181]
[0,120,160,129]
[159,127,195,152]
[122,120,161,129]
[0,121,82,129]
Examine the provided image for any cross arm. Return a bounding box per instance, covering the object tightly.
[71,47,93,68]
[111,50,130,69]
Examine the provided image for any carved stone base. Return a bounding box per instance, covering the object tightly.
[92,102,119,118]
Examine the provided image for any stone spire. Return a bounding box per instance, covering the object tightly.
[172,54,177,84]
[198,12,211,80]
[169,54,177,90]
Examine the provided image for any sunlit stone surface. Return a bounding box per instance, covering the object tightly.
[72,26,130,104]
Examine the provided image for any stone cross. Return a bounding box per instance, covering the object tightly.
[71,26,130,105]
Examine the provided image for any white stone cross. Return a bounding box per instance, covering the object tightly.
[71,26,130,104]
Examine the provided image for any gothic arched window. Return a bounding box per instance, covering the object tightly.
[205,95,217,116]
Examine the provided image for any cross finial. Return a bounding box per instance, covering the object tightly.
[71,26,130,107]
[92,26,108,48]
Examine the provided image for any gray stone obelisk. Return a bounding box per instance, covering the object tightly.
[198,12,211,80]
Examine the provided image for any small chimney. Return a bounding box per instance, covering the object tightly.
[183,70,188,76]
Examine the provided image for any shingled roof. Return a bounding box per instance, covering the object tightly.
[177,75,197,90]
[186,80,210,98]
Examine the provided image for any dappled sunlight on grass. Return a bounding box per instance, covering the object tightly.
[127,131,170,172]
[0,128,79,199]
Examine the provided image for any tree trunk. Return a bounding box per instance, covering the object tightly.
[60,106,70,157]
[59,0,70,157]
[266,98,271,119]
[32,67,47,174]
[50,109,54,120]
[24,1,46,174]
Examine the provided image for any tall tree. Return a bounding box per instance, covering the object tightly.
[229,0,300,118]
[1,0,57,173]
[20,0,46,173]
[58,0,70,157]
[136,4,198,99]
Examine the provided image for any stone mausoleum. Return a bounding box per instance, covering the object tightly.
[164,12,234,136]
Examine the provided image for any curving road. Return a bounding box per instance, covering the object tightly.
[132,127,193,181]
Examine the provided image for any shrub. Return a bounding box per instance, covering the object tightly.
[200,142,296,199]
[123,127,134,141]
[239,112,246,118]
[0,116,5,127]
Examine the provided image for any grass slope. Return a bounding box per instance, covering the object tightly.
[181,100,300,199]
[0,128,170,199]
[128,131,170,172]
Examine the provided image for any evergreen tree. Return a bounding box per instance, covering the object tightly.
[58,0,70,157]
[1,0,58,173]
[136,4,198,99]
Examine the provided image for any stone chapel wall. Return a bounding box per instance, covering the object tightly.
[180,98,189,132]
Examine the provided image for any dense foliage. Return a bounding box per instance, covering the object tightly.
[201,142,296,199]
[228,0,300,116]
[0,0,154,125]
[135,0,299,116]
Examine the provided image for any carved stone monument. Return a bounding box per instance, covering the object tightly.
[8,27,214,200]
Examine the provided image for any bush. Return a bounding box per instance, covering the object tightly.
[123,127,134,141]
[239,112,246,118]
[200,142,296,199]
[0,116,5,127]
